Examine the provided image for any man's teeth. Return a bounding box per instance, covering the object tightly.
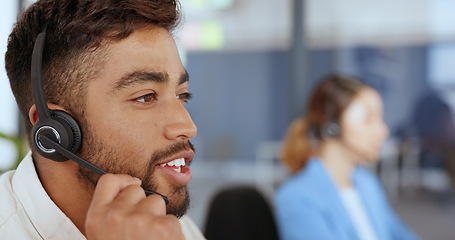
[160,158,186,168]
[160,158,185,173]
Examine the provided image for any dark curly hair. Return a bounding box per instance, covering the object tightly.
[5,0,181,141]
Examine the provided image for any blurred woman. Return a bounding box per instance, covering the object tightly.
[274,75,420,240]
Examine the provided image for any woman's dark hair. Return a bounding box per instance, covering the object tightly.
[5,0,181,140]
[280,74,366,173]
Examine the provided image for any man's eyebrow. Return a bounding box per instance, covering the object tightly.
[113,71,168,92]
[112,70,189,92]
[180,70,189,85]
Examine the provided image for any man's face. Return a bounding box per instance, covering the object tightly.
[77,26,197,217]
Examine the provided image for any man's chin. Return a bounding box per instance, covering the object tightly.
[166,187,190,218]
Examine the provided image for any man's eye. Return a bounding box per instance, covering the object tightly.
[177,92,193,103]
[134,93,156,103]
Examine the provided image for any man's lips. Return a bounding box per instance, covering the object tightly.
[156,150,194,186]
[156,149,194,167]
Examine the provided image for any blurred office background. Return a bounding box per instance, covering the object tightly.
[2,0,455,239]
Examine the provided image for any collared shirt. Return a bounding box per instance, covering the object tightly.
[339,188,379,240]
[0,152,205,240]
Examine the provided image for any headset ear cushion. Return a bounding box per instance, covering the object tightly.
[31,110,82,162]
[321,122,340,139]
[50,110,82,154]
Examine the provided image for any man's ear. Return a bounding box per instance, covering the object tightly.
[28,103,68,125]
[29,104,39,126]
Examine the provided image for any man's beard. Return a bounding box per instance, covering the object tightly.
[76,121,194,218]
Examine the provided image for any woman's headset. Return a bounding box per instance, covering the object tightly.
[320,82,341,139]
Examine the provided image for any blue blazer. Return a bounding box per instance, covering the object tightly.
[274,158,420,240]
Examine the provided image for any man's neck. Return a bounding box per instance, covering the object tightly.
[33,153,93,235]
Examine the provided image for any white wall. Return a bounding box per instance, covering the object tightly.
[180,0,455,50]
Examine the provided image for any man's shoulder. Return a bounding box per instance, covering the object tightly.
[179,215,206,240]
[0,169,37,238]
[0,170,19,224]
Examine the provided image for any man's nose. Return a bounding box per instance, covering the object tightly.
[163,101,197,141]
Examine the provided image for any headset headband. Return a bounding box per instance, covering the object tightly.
[31,31,50,120]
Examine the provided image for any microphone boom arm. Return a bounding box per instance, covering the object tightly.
[39,135,169,204]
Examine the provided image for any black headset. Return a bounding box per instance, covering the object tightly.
[31,31,82,162]
[320,81,341,139]
[30,30,169,204]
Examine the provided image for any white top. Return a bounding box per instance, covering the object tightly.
[0,152,205,240]
[339,188,379,240]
